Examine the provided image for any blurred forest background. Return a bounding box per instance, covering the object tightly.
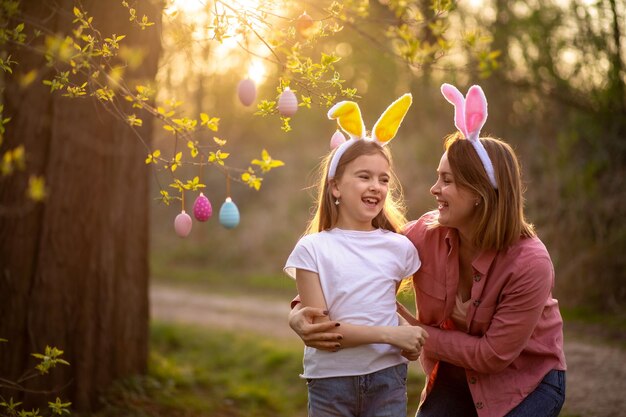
[1,0,625,416]
[152,0,625,314]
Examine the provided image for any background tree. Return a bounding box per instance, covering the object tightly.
[0,0,162,410]
[152,0,626,319]
[458,0,626,311]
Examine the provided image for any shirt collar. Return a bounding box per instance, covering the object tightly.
[444,227,498,275]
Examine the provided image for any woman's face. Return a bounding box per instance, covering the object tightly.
[430,152,480,235]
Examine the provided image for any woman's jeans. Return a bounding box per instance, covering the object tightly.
[505,369,566,417]
[306,363,408,417]
[416,362,566,417]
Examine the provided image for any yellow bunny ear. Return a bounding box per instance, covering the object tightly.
[371,93,413,144]
[327,101,366,139]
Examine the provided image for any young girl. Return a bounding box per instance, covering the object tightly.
[284,94,428,417]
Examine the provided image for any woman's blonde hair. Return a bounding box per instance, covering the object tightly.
[443,132,535,250]
[305,140,407,235]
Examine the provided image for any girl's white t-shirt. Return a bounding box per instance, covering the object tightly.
[284,228,421,379]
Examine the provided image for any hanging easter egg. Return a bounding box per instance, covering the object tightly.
[278,88,298,117]
[330,129,347,150]
[295,12,314,38]
[219,197,240,229]
[237,78,256,106]
[193,192,212,222]
[174,210,192,237]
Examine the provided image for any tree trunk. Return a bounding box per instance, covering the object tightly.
[0,0,161,411]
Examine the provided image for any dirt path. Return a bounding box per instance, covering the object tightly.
[150,283,626,417]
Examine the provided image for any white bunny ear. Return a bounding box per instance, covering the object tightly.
[441,83,468,139]
[464,85,488,140]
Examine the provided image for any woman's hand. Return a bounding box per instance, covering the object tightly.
[288,304,342,351]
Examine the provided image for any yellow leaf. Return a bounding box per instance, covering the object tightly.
[27,175,47,201]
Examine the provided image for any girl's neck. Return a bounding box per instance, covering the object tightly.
[334,219,375,232]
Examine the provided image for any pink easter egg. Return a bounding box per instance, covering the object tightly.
[330,129,346,149]
[237,78,256,106]
[278,88,298,117]
[193,192,212,222]
[174,210,192,237]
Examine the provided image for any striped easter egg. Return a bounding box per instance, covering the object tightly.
[219,197,240,229]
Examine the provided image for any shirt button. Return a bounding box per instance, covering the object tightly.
[469,376,477,384]
[473,274,481,282]
[476,402,484,409]
[473,299,481,307]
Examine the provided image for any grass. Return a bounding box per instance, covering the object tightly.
[91,322,426,417]
[560,306,626,348]
[150,237,297,300]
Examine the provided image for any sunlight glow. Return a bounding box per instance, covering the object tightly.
[164,0,280,89]
[247,59,268,85]
[166,0,206,15]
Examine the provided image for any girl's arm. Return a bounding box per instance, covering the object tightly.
[295,269,427,352]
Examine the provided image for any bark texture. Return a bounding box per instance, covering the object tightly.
[0,0,162,410]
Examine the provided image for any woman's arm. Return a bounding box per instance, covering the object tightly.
[421,256,555,374]
[295,269,427,353]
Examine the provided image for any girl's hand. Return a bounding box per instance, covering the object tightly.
[401,348,422,361]
[388,325,428,353]
[289,304,342,351]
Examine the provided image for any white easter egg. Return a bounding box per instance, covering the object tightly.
[278,88,298,117]
[219,197,240,229]
[330,129,347,149]
[237,78,256,107]
[174,210,192,237]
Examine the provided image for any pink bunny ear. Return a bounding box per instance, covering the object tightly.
[464,85,488,140]
[441,83,468,139]
[440,83,497,188]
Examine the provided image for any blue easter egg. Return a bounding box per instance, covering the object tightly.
[219,198,240,229]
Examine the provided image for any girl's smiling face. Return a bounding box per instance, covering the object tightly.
[331,153,390,231]
[430,152,480,237]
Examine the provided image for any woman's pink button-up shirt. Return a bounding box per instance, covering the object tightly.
[404,212,566,417]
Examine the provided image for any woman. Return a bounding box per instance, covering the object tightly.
[289,84,566,417]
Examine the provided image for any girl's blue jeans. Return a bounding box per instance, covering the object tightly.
[306,363,408,417]
[416,361,566,417]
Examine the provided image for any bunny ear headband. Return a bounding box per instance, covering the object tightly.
[440,83,497,189]
[326,93,413,180]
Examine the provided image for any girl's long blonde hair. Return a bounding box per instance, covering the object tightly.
[305,140,408,235]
